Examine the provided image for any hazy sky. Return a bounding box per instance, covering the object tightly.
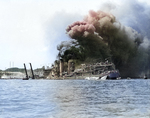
[0,0,149,70]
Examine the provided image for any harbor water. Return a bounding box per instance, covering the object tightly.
[0,79,150,118]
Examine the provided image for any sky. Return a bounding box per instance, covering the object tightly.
[0,0,149,70]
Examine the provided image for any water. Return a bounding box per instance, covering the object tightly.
[0,79,150,118]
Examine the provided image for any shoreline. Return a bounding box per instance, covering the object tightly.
[0,77,148,80]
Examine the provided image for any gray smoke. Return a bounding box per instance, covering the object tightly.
[57,0,150,77]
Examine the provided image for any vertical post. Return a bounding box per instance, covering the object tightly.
[24,63,28,79]
[29,63,35,79]
[60,59,64,77]
[68,60,71,74]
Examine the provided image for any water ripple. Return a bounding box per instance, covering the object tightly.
[0,79,150,118]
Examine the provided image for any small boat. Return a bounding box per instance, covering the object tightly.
[99,70,120,80]
[23,78,29,80]
[22,76,30,80]
[107,70,120,80]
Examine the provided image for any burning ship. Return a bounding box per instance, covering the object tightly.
[83,62,120,80]
[45,59,120,80]
[48,9,150,79]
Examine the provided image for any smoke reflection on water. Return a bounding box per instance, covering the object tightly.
[0,79,150,118]
[52,79,150,118]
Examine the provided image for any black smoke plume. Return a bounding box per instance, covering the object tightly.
[57,3,150,78]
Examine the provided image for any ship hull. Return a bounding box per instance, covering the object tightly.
[106,71,120,80]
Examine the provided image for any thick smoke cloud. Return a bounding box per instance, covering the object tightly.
[57,39,79,57]
[66,21,96,38]
[58,0,150,77]
[66,10,116,39]
[106,0,150,48]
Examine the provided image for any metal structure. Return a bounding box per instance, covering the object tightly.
[29,63,35,79]
[24,63,29,79]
